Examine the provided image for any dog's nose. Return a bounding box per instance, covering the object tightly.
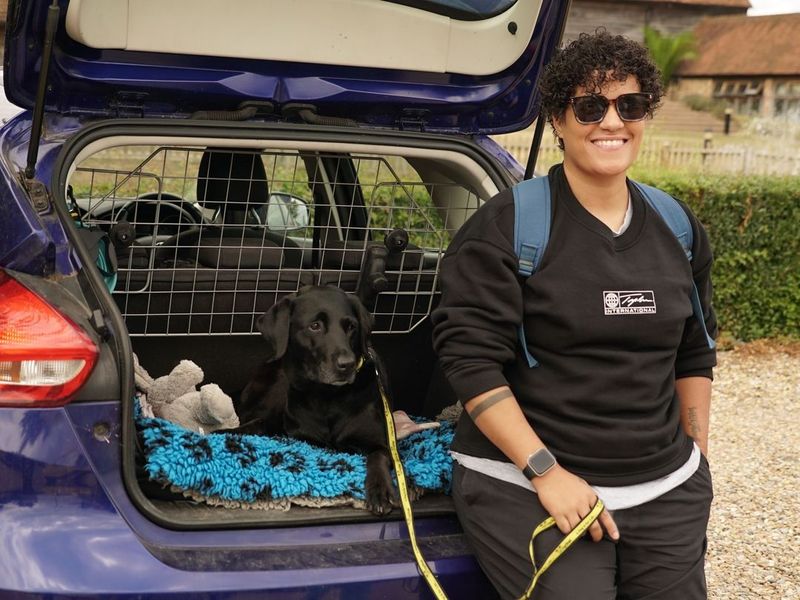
[335,355,356,372]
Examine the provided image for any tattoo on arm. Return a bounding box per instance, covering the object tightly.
[467,389,513,421]
[687,407,702,439]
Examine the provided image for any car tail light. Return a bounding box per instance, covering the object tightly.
[0,270,98,406]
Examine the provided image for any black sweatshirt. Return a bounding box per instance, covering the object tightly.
[431,164,717,486]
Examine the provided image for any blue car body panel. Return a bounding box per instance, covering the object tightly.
[0,403,488,597]
[0,112,83,277]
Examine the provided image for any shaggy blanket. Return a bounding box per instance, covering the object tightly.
[137,403,455,511]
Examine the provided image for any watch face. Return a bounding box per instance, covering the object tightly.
[529,449,556,475]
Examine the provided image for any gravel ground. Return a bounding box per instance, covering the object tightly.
[706,342,800,599]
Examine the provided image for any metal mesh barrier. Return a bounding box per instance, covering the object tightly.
[71,146,480,336]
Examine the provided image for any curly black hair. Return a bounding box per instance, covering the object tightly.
[539,29,663,148]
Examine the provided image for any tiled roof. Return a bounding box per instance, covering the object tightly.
[677,14,800,76]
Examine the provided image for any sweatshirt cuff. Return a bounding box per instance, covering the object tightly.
[444,363,511,404]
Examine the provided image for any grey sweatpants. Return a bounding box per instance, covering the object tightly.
[452,456,714,600]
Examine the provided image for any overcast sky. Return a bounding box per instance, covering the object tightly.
[747,0,800,15]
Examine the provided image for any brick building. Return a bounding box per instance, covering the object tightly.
[562,0,749,42]
[674,13,800,120]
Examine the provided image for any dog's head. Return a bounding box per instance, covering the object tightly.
[255,286,373,387]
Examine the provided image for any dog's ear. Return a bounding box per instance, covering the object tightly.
[348,294,374,356]
[255,294,294,361]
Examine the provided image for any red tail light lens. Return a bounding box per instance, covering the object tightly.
[0,271,98,407]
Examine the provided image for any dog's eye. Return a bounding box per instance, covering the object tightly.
[343,321,356,333]
[308,321,322,332]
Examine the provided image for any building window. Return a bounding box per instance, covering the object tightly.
[774,81,800,119]
[713,79,764,116]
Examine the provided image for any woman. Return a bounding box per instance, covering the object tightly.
[432,31,716,599]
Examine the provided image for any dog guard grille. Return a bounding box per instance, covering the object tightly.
[71,146,481,336]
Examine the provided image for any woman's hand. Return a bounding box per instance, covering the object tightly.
[455,386,620,543]
[531,466,619,543]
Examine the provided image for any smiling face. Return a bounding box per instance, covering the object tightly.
[553,75,647,182]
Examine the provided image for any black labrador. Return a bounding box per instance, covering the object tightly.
[224,285,396,515]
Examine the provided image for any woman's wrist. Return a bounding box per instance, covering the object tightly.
[530,463,566,491]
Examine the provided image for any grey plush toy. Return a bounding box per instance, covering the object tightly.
[133,354,239,434]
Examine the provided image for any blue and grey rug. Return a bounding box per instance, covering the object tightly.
[137,403,455,511]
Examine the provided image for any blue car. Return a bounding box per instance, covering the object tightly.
[0,1,567,597]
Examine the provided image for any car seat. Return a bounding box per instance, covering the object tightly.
[116,149,309,337]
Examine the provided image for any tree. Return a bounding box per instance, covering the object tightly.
[643,26,698,90]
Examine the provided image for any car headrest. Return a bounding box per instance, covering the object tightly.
[196,149,269,223]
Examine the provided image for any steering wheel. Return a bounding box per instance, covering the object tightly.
[113,192,205,240]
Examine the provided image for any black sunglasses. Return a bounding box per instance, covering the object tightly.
[568,93,653,125]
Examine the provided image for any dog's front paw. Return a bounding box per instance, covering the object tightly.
[365,450,396,516]
[365,480,396,516]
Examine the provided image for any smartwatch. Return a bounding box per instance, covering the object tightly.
[522,448,557,479]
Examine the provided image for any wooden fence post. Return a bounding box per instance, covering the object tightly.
[742,147,752,175]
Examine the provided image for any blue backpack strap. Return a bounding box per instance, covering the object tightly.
[512,177,552,367]
[631,181,716,349]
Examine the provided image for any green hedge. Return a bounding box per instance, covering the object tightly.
[631,170,800,341]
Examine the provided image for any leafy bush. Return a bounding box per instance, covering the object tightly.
[634,171,800,341]
[682,94,731,121]
[643,27,697,89]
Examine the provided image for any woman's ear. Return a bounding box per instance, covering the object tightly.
[550,116,563,139]
[550,117,565,151]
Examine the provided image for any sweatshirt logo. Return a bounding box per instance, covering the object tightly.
[603,291,657,315]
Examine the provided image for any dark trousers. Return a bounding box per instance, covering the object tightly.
[452,456,713,600]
